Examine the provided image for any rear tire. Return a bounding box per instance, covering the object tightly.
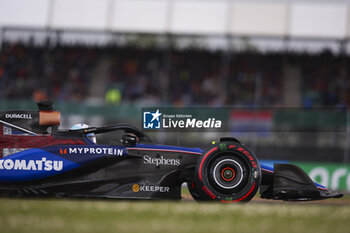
[193,142,261,202]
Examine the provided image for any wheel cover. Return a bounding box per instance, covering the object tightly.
[212,159,244,189]
[221,167,235,182]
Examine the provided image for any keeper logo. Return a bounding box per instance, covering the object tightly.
[132,184,140,192]
[132,184,169,193]
[143,109,162,129]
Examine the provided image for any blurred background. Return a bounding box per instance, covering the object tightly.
[0,0,349,191]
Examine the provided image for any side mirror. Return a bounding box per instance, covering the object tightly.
[121,133,137,147]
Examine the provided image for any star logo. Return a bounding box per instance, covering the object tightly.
[151,109,162,122]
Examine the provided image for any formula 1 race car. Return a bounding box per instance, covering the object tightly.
[0,102,343,202]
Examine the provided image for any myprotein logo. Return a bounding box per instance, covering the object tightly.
[60,149,67,154]
[132,184,169,193]
[0,158,63,171]
[5,114,32,119]
[60,147,124,156]
[143,155,180,166]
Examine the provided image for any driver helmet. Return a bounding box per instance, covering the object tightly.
[70,123,96,144]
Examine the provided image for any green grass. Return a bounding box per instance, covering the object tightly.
[0,197,349,233]
[339,193,350,200]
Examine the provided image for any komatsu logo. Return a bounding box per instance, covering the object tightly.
[5,114,32,119]
[64,147,124,156]
[0,158,63,171]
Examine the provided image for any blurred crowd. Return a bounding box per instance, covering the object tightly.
[108,46,348,107]
[0,42,100,102]
[0,41,349,108]
[109,47,282,106]
[290,52,350,108]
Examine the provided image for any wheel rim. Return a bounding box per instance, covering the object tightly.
[221,167,235,181]
[212,159,244,190]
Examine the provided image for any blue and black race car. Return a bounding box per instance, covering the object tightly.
[0,102,343,202]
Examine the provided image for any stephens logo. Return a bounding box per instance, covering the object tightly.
[143,109,162,129]
[132,184,169,193]
[143,155,180,166]
[5,114,32,119]
[0,158,63,171]
[60,147,124,156]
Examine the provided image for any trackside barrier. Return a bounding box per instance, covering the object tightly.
[261,160,350,192]
[294,162,350,192]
